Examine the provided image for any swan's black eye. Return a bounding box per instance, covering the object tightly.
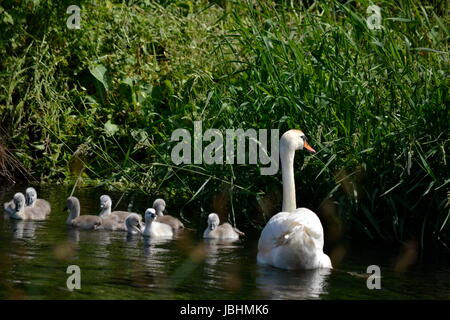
[301,135,306,141]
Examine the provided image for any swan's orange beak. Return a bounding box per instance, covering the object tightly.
[304,141,316,153]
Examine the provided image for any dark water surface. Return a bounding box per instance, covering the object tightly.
[0,184,449,300]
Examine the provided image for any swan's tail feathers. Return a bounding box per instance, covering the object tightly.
[233,227,245,236]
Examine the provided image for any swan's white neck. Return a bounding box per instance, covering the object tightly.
[156,210,164,217]
[143,219,153,235]
[28,199,36,208]
[11,206,25,219]
[99,206,111,217]
[67,206,80,224]
[280,141,296,213]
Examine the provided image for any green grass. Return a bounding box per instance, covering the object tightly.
[0,0,448,249]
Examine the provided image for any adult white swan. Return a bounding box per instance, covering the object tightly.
[257,129,332,270]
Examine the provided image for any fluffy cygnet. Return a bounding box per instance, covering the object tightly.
[152,198,184,231]
[3,186,51,218]
[10,192,47,221]
[99,195,140,223]
[3,198,15,217]
[66,196,102,230]
[25,187,51,216]
[203,213,245,240]
[125,213,144,235]
[143,208,173,238]
[98,214,127,231]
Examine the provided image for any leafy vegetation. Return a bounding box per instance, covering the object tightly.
[0,0,448,249]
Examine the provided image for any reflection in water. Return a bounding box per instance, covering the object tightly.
[202,238,244,291]
[67,228,113,247]
[203,238,241,266]
[139,237,174,291]
[126,232,141,243]
[143,237,173,268]
[10,220,38,239]
[67,228,80,243]
[143,236,173,248]
[256,266,331,299]
[66,228,116,269]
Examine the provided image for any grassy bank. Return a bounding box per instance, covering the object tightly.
[0,0,448,249]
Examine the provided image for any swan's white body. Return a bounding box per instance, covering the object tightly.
[257,130,332,270]
[257,209,331,270]
[143,208,173,238]
[144,221,173,238]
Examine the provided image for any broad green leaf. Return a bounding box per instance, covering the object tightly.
[104,120,119,137]
[89,64,110,91]
[3,11,14,25]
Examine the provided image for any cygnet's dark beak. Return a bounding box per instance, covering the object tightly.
[135,223,142,234]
